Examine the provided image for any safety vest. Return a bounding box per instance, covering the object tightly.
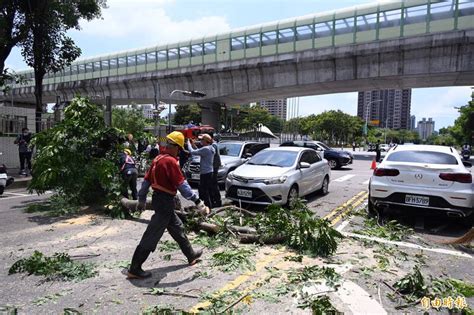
[120,154,136,172]
[147,155,179,196]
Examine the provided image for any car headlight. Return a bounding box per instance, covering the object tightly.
[263,176,287,185]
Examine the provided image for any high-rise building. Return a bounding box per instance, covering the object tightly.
[410,115,416,130]
[417,117,435,140]
[258,99,287,121]
[142,104,154,119]
[357,89,411,129]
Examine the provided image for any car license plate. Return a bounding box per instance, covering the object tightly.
[191,173,200,180]
[405,195,429,206]
[237,189,252,198]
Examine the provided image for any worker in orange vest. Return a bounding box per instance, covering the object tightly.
[128,131,210,279]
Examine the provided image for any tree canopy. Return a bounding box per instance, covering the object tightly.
[173,104,202,125]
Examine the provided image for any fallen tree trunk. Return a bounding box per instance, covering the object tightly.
[238,233,286,244]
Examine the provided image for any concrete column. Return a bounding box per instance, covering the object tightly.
[104,96,112,127]
[200,103,221,131]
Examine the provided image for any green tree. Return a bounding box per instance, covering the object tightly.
[452,93,474,144]
[29,97,123,206]
[0,0,26,86]
[112,106,148,137]
[173,104,202,125]
[18,0,106,132]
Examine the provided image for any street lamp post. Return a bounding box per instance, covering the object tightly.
[168,89,206,133]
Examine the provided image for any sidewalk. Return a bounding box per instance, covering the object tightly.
[6,168,32,190]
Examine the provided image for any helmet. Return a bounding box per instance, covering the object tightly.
[166,131,185,149]
[123,149,132,155]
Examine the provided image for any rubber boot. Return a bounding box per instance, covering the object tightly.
[128,245,152,279]
[187,248,203,266]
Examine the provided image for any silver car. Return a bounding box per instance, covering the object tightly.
[184,141,269,184]
[225,147,331,206]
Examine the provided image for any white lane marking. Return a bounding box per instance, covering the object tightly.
[336,280,387,315]
[337,220,351,232]
[362,179,370,185]
[343,232,473,259]
[3,192,30,197]
[333,175,355,182]
[0,191,53,201]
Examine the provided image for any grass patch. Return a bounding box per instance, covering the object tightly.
[9,251,97,281]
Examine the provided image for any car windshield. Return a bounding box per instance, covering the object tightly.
[317,142,331,150]
[247,150,297,167]
[386,151,458,165]
[218,143,242,157]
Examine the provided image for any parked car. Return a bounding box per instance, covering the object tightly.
[184,141,269,184]
[280,141,353,169]
[368,145,473,218]
[225,147,331,206]
[379,144,389,152]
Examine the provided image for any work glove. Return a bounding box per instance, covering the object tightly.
[195,200,210,216]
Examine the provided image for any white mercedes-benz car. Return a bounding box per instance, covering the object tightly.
[225,147,331,206]
[369,145,473,218]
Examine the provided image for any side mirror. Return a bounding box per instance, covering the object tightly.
[463,161,472,168]
[244,153,252,158]
[299,162,310,169]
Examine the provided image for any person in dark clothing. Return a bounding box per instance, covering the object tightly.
[187,134,215,208]
[128,131,209,279]
[119,149,138,200]
[14,128,33,175]
[375,140,381,163]
[210,137,222,207]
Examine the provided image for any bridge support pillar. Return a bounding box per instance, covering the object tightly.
[104,96,112,127]
[200,103,221,131]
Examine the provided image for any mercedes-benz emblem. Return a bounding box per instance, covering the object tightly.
[414,173,423,180]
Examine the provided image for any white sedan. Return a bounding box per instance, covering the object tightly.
[369,145,473,218]
[225,147,331,206]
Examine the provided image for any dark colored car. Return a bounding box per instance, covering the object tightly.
[280,141,353,169]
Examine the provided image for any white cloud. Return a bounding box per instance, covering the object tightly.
[411,87,472,119]
[75,0,231,46]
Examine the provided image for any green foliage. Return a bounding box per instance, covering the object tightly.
[431,278,474,298]
[288,266,341,288]
[9,251,97,281]
[256,202,343,257]
[211,247,255,272]
[25,194,80,216]
[192,232,228,249]
[356,217,414,241]
[393,265,427,301]
[298,294,338,315]
[292,110,364,145]
[29,97,123,209]
[158,240,179,252]
[112,106,149,137]
[142,304,190,315]
[173,104,202,125]
[230,105,284,134]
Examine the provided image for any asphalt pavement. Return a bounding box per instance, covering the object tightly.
[0,159,472,314]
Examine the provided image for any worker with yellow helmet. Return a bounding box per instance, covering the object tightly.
[128,131,210,279]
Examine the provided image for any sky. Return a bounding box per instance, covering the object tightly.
[5,0,472,130]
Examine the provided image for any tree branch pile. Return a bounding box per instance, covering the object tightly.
[121,199,343,256]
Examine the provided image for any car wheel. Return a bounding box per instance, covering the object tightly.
[328,159,338,169]
[286,185,299,208]
[320,176,329,195]
[367,194,381,218]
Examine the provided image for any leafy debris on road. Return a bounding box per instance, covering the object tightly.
[25,194,80,217]
[356,217,414,241]
[288,266,342,289]
[32,290,71,306]
[9,251,97,281]
[142,304,189,315]
[297,294,339,314]
[211,247,255,272]
[158,240,179,252]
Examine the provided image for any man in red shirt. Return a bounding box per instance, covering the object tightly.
[128,131,210,279]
